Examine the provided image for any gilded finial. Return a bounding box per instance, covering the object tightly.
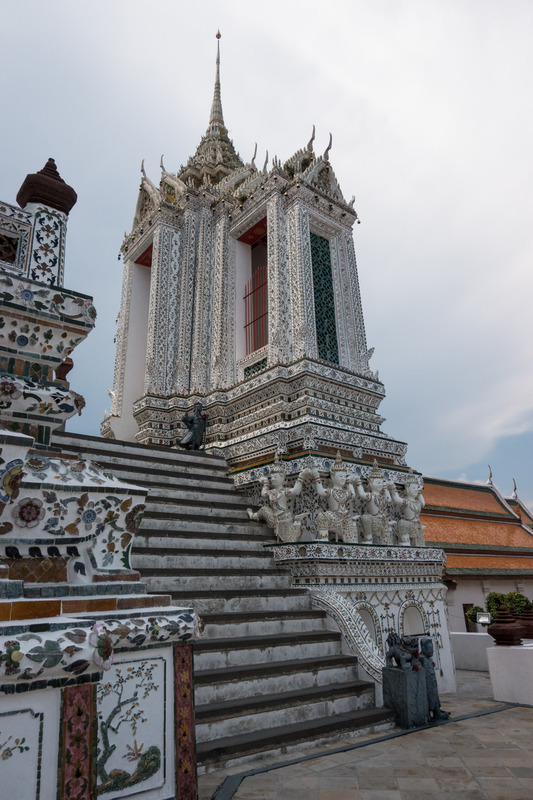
[487,464,493,485]
[216,29,221,39]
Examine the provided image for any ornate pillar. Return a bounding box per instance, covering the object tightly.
[286,203,318,360]
[343,233,369,374]
[173,209,197,395]
[210,210,235,388]
[329,233,350,369]
[145,224,182,395]
[190,207,215,394]
[266,194,291,365]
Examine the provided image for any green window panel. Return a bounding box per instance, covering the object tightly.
[310,232,339,364]
[244,357,267,379]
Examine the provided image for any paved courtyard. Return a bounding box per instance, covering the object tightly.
[198,671,533,800]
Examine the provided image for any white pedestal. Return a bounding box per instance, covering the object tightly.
[487,643,533,704]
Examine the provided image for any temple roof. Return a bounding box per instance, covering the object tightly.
[422,478,516,519]
[421,475,533,577]
[178,32,243,187]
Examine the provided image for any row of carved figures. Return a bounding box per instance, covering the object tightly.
[247,453,426,546]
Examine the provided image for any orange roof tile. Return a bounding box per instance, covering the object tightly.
[446,553,533,572]
[422,515,533,548]
[507,498,533,527]
[423,480,512,516]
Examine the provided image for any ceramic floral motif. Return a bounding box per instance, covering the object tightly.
[0,272,97,326]
[0,374,85,420]
[0,458,24,505]
[0,453,147,576]
[0,611,197,686]
[12,497,45,528]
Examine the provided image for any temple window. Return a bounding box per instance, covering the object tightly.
[310,232,339,364]
[0,232,19,266]
[236,217,268,363]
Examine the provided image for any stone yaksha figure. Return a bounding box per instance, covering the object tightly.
[419,637,450,721]
[353,460,393,545]
[178,401,206,450]
[388,470,426,546]
[310,452,359,542]
[247,454,308,542]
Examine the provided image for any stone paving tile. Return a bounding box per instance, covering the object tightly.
[396,776,440,792]
[201,671,533,800]
[476,776,533,799]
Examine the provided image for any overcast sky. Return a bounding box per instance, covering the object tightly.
[3,1,533,506]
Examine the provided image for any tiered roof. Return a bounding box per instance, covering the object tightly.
[421,476,533,577]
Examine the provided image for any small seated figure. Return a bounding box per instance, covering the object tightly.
[419,637,450,721]
[388,470,426,547]
[178,402,206,450]
[311,452,359,542]
[353,460,393,545]
[247,454,308,542]
[385,632,421,671]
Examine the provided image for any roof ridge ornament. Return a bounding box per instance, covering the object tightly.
[307,124,316,152]
[323,132,332,162]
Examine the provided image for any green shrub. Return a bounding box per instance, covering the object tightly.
[485,592,507,615]
[504,591,532,615]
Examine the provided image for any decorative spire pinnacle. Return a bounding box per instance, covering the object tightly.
[179,31,243,186]
[209,30,224,131]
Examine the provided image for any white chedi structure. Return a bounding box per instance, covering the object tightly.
[102,34,408,482]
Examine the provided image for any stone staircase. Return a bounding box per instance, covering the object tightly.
[53,431,393,770]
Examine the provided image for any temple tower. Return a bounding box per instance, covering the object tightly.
[103,34,409,482]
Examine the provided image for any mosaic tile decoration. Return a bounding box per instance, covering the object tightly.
[174,644,197,800]
[60,683,95,800]
[96,652,169,798]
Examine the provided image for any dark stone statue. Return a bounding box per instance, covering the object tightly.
[178,402,206,450]
[385,632,421,671]
[419,637,450,721]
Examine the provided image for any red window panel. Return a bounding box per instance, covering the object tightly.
[244,264,268,355]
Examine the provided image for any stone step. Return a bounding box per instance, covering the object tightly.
[171,588,312,614]
[141,568,292,593]
[54,431,228,471]
[133,533,273,552]
[131,550,273,571]
[195,680,375,742]
[89,460,233,485]
[138,518,259,535]
[199,609,328,639]
[146,489,251,506]
[193,631,342,670]
[194,654,361,705]
[196,706,395,770]
[144,506,250,523]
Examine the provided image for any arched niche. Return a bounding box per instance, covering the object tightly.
[401,604,426,636]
